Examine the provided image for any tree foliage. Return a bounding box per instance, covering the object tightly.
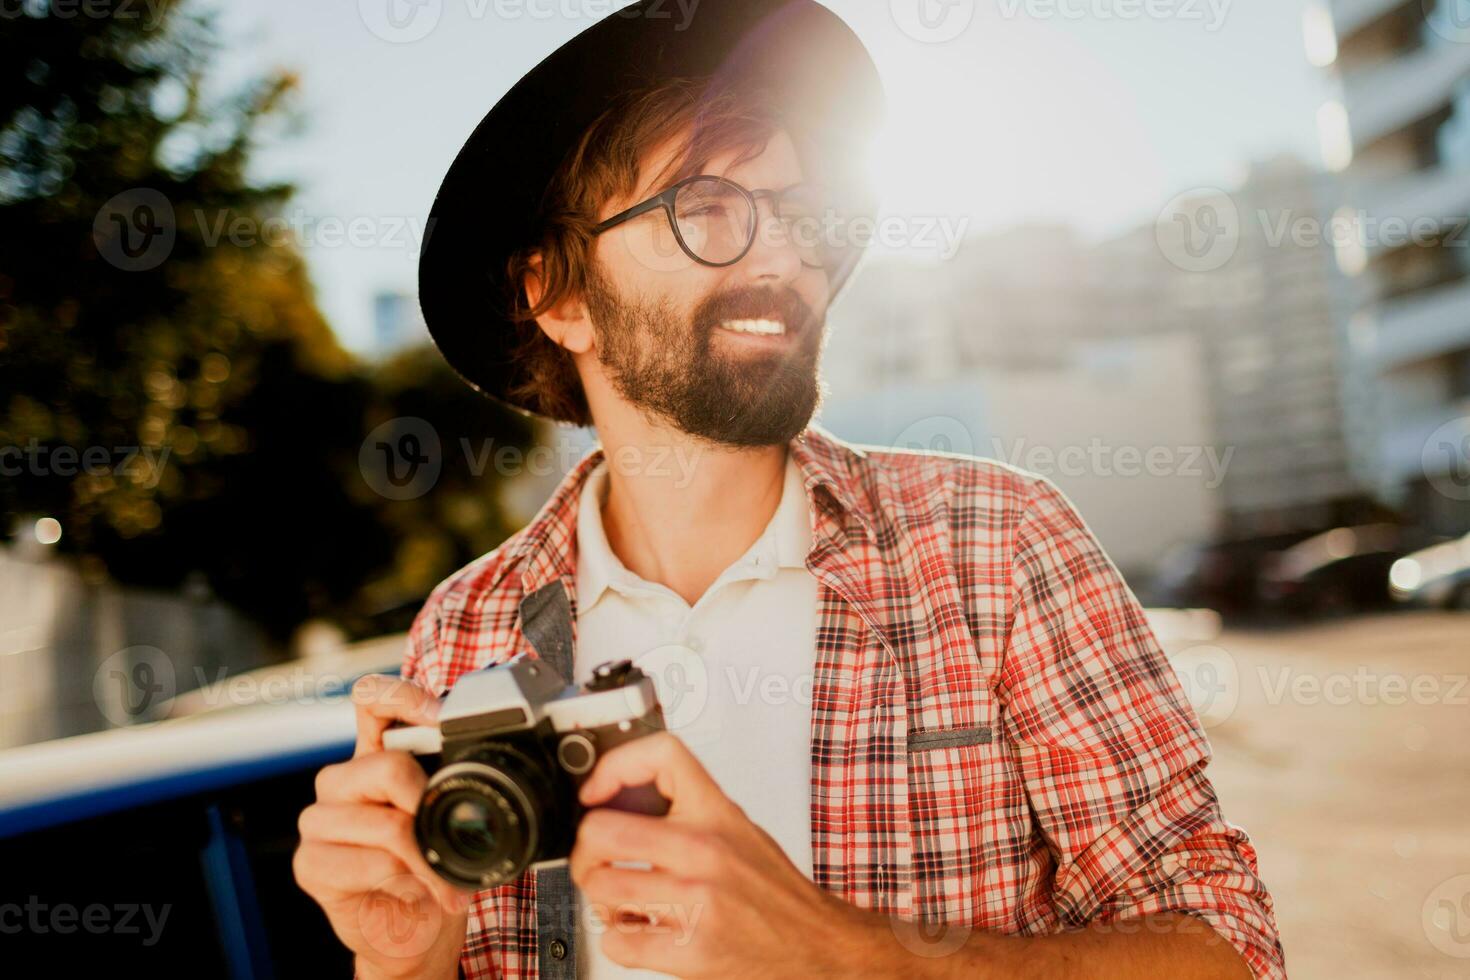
[0,1,532,645]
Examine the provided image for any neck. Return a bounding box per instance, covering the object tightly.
[589,410,789,607]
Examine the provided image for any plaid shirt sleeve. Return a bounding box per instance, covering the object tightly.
[399,586,438,692]
[396,579,504,980]
[999,474,1286,979]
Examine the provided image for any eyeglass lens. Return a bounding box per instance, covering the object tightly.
[671,177,827,268]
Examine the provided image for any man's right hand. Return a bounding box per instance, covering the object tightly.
[294,674,471,980]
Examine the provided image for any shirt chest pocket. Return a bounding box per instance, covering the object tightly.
[899,626,1032,924]
[904,727,1035,926]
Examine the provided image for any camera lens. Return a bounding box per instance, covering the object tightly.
[445,799,497,859]
[417,746,556,889]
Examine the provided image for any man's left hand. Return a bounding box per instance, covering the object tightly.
[569,731,876,977]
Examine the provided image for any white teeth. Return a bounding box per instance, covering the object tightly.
[719,318,786,336]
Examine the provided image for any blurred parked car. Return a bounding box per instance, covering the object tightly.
[0,641,403,976]
[1389,534,1470,610]
[1258,524,1407,616]
[1146,533,1316,616]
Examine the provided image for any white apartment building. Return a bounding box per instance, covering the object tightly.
[1309,0,1470,535]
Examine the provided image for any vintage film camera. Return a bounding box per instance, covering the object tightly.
[385,657,668,889]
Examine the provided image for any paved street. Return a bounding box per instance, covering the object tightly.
[1164,612,1470,979]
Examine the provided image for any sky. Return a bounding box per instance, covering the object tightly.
[211,0,1333,353]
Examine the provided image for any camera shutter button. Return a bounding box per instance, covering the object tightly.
[557,732,597,775]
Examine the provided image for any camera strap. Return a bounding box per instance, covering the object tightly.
[518,580,575,680]
[519,580,580,978]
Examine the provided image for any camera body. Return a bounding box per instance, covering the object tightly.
[385,657,668,889]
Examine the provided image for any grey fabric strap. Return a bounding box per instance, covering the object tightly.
[907,725,993,751]
[535,863,578,980]
[519,580,575,679]
[520,581,579,979]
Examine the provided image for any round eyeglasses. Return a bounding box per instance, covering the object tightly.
[591,175,830,269]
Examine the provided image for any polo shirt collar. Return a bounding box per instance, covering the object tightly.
[575,450,814,613]
[503,423,879,600]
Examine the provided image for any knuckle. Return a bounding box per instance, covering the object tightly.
[578,807,613,840]
[296,805,317,839]
[313,763,338,798]
[351,673,384,704]
[696,832,732,872]
[686,879,716,909]
[575,863,603,895]
[291,843,316,888]
[384,753,425,798]
[385,806,415,840]
[614,816,648,852]
[384,748,417,777]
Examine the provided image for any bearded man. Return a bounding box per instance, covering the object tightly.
[293,3,1284,978]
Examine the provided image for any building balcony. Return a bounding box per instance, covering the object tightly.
[1369,277,1470,369]
[1340,40,1470,152]
[1352,166,1470,250]
[1327,0,1418,43]
[1381,396,1470,483]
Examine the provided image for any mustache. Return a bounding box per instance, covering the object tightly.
[693,286,816,336]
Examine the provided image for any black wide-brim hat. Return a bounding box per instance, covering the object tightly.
[417,0,885,417]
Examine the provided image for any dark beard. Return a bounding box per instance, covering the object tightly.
[583,262,826,447]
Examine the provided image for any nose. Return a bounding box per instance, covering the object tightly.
[738,197,803,285]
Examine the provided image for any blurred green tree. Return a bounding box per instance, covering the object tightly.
[351,343,538,636]
[0,1,534,647]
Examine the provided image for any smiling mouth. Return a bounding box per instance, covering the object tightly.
[717,317,787,337]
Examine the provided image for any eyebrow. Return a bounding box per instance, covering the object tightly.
[658,174,809,195]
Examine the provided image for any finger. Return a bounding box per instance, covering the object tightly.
[292,840,413,905]
[315,749,427,813]
[297,803,469,914]
[600,924,683,976]
[352,674,441,756]
[570,808,717,883]
[578,732,726,817]
[577,865,683,914]
[355,874,466,963]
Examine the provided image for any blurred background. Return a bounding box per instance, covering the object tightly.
[1,0,1468,977]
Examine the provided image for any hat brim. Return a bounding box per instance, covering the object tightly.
[416,0,885,418]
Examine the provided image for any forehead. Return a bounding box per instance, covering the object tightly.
[626,126,805,203]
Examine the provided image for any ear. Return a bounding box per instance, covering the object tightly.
[523,253,595,355]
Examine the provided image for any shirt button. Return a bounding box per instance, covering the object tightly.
[549,938,567,960]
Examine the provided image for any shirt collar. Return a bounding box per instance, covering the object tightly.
[788,422,879,545]
[501,423,879,600]
[573,460,616,612]
[574,449,815,613]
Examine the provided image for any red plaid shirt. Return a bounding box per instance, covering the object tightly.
[401,423,1285,979]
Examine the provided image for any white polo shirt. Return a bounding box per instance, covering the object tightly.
[570,450,818,980]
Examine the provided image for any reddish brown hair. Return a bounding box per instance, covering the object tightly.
[504,76,785,425]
